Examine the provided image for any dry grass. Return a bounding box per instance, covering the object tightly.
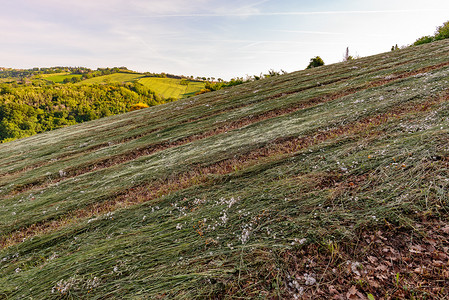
[1,40,449,299]
[3,89,447,250]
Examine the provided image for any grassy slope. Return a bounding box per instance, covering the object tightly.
[78,73,204,99]
[43,73,83,83]
[1,41,449,299]
[79,73,145,84]
[138,77,205,99]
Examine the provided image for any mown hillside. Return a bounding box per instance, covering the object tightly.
[1,40,449,299]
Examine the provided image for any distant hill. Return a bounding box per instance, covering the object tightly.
[1,40,449,298]
[41,72,83,83]
[138,77,205,99]
[0,69,206,143]
[78,72,205,99]
[75,72,146,84]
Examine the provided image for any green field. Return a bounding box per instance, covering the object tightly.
[1,40,449,298]
[79,73,205,99]
[79,72,145,84]
[138,77,205,99]
[42,73,83,83]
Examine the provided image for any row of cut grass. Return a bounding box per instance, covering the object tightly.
[0,39,449,299]
[1,101,448,297]
[2,40,448,179]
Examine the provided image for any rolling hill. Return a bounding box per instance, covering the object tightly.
[1,40,449,299]
[42,73,83,83]
[78,72,205,99]
[138,77,205,99]
[78,72,146,84]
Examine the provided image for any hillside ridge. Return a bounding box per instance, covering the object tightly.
[1,40,449,298]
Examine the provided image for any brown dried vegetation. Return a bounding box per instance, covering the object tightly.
[5,61,449,200]
[2,89,447,250]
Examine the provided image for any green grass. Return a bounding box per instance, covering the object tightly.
[138,77,205,98]
[0,40,449,299]
[77,73,204,98]
[183,80,206,97]
[42,73,83,83]
[79,72,145,84]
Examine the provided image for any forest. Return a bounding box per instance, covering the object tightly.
[0,79,170,143]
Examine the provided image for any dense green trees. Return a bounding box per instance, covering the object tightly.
[0,67,91,79]
[203,77,245,91]
[0,102,42,142]
[0,82,166,143]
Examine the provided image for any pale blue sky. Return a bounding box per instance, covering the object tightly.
[1,0,449,79]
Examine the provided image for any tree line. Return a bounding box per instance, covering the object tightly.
[413,21,449,46]
[0,81,171,143]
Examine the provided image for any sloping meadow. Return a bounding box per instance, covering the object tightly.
[1,40,449,298]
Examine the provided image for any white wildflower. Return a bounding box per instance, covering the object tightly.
[304,273,316,285]
[227,197,238,208]
[219,212,228,225]
[86,277,100,289]
[49,253,59,260]
[349,261,361,276]
[52,277,78,294]
[193,198,206,205]
[293,238,307,245]
[240,228,251,244]
[217,197,240,208]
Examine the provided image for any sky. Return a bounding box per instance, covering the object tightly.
[1,0,449,79]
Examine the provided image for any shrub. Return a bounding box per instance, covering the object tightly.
[306,56,325,69]
[435,21,449,40]
[413,35,434,46]
[412,20,449,46]
[195,89,211,95]
[129,103,149,111]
